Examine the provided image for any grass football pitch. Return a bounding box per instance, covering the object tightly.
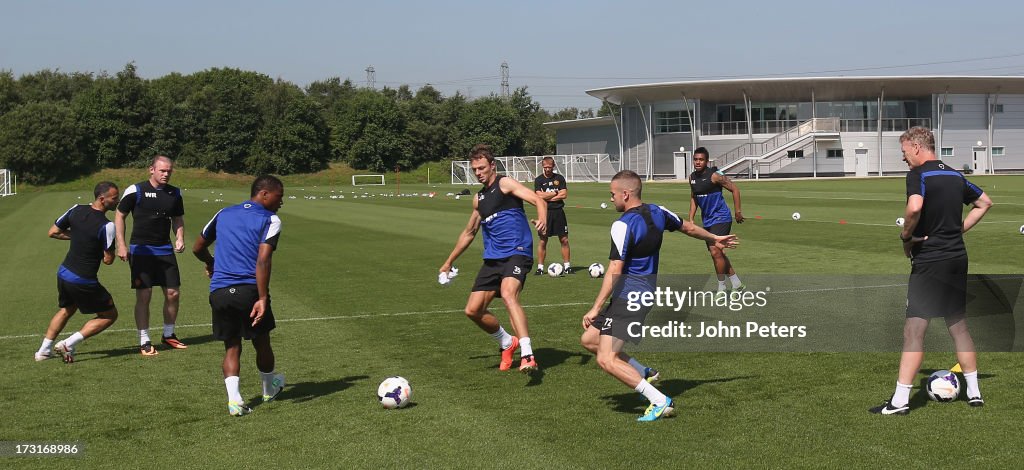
[1,176,1023,468]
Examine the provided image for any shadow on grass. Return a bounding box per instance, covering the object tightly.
[176,334,219,347]
[469,346,592,371]
[76,333,221,362]
[599,376,754,414]
[271,375,370,404]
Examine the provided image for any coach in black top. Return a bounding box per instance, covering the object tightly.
[115,155,187,356]
[533,156,572,275]
[34,182,121,364]
[870,127,992,416]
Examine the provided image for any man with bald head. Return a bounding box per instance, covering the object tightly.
[116,155,188,356]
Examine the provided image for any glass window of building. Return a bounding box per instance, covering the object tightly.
[655,110,691,133]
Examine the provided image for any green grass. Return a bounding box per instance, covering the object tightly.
[1,176,1023,468]
[19,160,450,193]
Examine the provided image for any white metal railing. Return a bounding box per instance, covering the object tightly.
[837,118,931,132]
[451,154,617,184]
[713,118,839,170]
[705,117,931,135]
[703,119,801,136]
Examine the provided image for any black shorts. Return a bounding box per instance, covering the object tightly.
[129,253,181,289]
[210,284,276,340]
[704,222,732,247]
[593,296,652,344]
[541,208,569,238]
[57,277,115,314]
[906,256,968,318]
[471,255,532,296]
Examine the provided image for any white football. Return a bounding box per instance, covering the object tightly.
[791,212,801,221]
[455,195,461,200]
[547,263,564,277]
[896,217,905,227]
[588,263,605,278]
[925,370,960,402]
[377,376,412,409]
[600,202,608,209]
[1019,224,1024,235]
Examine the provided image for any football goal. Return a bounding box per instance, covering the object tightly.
[450,154,617,184]
[352,174,385,186]
[0,169,16,197]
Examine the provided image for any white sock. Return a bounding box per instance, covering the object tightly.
[520,337,534,357]
[64,332,85,348]
[39,338,54,354]
[964,370,981,398]
[490,326,513,350]
[260,370,278,396]
[162,324,175,338]
[537,263,544,270]
[563,262,571,269]
[225,376,243,403]
[891,382,913,408]
[635,380,667,406]
[627,357,647,376]
[717,280,727,291]
[139,330,151,346]
[729,274,742,288]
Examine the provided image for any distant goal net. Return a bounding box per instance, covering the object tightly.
[451,154,616,184]
[352,174,385,186]
[0,169,16,197]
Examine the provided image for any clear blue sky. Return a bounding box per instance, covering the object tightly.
[3,0,1023,111]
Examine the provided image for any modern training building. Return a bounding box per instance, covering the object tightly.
[544,76,1024,179]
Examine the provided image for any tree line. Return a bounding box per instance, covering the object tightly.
[0,63,601,185]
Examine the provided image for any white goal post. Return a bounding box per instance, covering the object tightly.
[450,154,616,184]
[351,174,385,186]
[0,169,16,197]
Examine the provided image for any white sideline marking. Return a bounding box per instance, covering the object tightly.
[781,195,1024,206]
[8,276,1021,342]
[769,217,1021,227]
[0,302,592,341]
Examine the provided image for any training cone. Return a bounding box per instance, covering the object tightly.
[950,363,962,373]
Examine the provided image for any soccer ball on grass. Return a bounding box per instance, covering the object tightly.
[547,263,564,277]
[378,376,412,409]
[925,370,960,402]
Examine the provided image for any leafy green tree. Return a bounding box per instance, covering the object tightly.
[72,63,153,168]
[247,80,331,175]
[400,85,450,165]
[331,88,408,171]
[0,101,87,184]
[0,70,19,115]
[450,95,520,157]
[16,69,94,104]
[180,68,270,172]
[147,72,194,161]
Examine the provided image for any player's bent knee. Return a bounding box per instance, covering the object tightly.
[499,287,521,301]
[165,289,180,301]
[595,351,617,372]
[580,334,598,353]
